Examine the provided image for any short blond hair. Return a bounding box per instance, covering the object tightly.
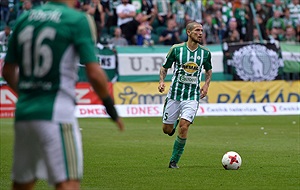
[186,21,201,32]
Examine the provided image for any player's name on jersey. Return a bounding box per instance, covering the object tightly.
[29,10,62,23]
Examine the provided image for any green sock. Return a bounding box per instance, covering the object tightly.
[170,136,186,163]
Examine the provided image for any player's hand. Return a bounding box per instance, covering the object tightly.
[200,91,206,99]
[158,82,165,93]
[200,85,208,99]
[115,117,125,131]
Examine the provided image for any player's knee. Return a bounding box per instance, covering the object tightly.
[162,124,173,134]
[13,181,35,190]
[179,125,189,135]
[55,180,80,190]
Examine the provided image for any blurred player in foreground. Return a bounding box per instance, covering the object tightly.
[3,0,124,189]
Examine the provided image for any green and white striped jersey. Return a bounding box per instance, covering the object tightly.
[163,42,212,102]
[5,2,98,122]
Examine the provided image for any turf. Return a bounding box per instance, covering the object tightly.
[1,115,299,190]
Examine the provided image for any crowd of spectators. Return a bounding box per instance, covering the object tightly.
[1,0,299,47]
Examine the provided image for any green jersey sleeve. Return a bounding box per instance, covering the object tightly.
[163,45,176,68]
[74,14,97,65]
[203,51,212,71]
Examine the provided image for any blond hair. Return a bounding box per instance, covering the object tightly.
[186,21,201,32]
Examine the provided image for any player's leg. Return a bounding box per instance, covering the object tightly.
[38,121,83,189]
[12,120,82,189]
[55,180,80,190]
[12,181,35,190]
[162,123,174,135]
[168,118,179,136]
[178,100,198,139]
[169,100,199,168]
[169,119,190,168]
[12,121,40,190]
[162,98,180,135]
[177,119,191,139]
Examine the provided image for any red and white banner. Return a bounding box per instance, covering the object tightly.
[75,82,113,105]
[0,82,113,118]
[75,103,300,118]
[0,85,17,118]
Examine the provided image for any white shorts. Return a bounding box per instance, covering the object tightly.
[12,120,83,185]
[162,98,199,124]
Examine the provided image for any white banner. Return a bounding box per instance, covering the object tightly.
[118,52,224,76]
[75,102,300,118]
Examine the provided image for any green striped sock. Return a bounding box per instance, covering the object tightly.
[170,136,186,163]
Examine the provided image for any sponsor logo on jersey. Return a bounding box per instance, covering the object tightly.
[182,62,199,74]
[179,75,197,84]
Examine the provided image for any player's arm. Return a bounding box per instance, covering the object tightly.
[200,69,212,99]
[75,14,124,131]
[200,50,213,99]
[85,63,124,131]
[158,46,176,93]
[158,66,168,93]
[2,63,19,94]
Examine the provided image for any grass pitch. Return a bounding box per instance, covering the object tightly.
[1,115,299,190]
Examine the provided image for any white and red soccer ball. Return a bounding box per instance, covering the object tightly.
[222,151,242,170]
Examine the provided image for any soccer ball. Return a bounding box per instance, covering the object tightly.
[222,151,242,170]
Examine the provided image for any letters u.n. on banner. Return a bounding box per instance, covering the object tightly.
[223,42,284,81]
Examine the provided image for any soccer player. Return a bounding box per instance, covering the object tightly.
[158,21,212,169]
[2,0,124,189]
